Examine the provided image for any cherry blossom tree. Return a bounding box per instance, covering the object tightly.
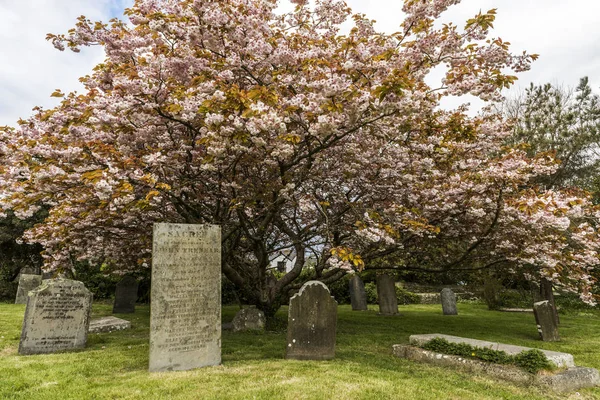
[0,0,597,316]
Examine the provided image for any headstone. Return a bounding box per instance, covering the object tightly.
[149,223,221,372]
[534,300,560,341]
[441,288,458,315]
[18,279,92,355]
[286,281,337,360]
[89,316,131,333]
[15,274,42,304]
[232,308,266,332]
[349,275,368,311]
[112,275,138,314]
[376,274,398,315]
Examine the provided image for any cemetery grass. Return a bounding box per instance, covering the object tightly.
[1,303,600,399]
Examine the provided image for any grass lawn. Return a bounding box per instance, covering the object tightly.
[1,301,600,399]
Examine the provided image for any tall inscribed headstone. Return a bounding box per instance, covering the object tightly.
[149,223,221,372]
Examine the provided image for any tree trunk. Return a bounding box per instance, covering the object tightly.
[540,277,559,326]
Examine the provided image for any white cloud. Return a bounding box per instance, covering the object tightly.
[1,0,599,126]
[0,0,132,126]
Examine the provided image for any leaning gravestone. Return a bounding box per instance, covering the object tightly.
[19,279,92,355]
[376,274,398,315]
[15,274,42,304]
[441,288,458,315]
[149,223,221,372]
[112,275,138,314]
[232,308,266,332]
[534,300,560,341]
[286,281,337,360]
[349,275,368,311]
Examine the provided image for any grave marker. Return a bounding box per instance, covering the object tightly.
[18,279,92,355]
[15,274,42,304]
[441,288,458,315]
[349,275,368,311]
[286,281,337,360]
[149,223,221,372]
[112,275,138,314]
[534,300,560,341]
[376,274,398,315]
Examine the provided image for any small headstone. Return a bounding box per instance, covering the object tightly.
[15,274,42,304]
[112,275,138,314]
[349,275,368,311]
[232,308,266,332]
[534,300,560,341]
[89,316,131,333]
[286,281,337,360]
[376,274,398,315]
[149,223,221,372]
[18,279,92,355]
[441,288,458,315]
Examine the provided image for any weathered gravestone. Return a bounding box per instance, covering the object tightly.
[18,279,92,355]
[112,275,138,314]
[286,281,337,360]
[15,274,42,304]
[376,274,398,315]
[349,275,368,311]
[441,288,458,315]
[232,307,266,332]
[534,300,560,341]
[149,223,221,372]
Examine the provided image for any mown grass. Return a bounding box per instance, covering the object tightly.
[1,302,599,399]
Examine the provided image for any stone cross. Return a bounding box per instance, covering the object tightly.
[534,300,560,341]
[15,274,42,304]
[441,288,458,315]
[112,275,138,314]
[286,281,337,360]
[376,274,398,315]
[149,223,221,372]
[19,279,92,355]
[349,275,368,311]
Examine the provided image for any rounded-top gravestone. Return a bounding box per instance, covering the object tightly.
[349,275,368,311]
[286,281,337,360]
[441,288,458,315]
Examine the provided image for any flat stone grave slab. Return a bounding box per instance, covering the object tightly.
[409,333,574,368]
[89,316,131,333]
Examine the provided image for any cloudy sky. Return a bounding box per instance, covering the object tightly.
[1,0,599,127]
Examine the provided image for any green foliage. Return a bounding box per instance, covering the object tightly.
[365,281,378,304]
[327,274,351,304]
[396,286,421,305]
[513,349,554,374]
[505,77,600,194]
[421,338,554,374]
[72,262,119,299]
[363,281,420,305]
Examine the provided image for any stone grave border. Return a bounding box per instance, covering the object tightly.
[393,334,599,393]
